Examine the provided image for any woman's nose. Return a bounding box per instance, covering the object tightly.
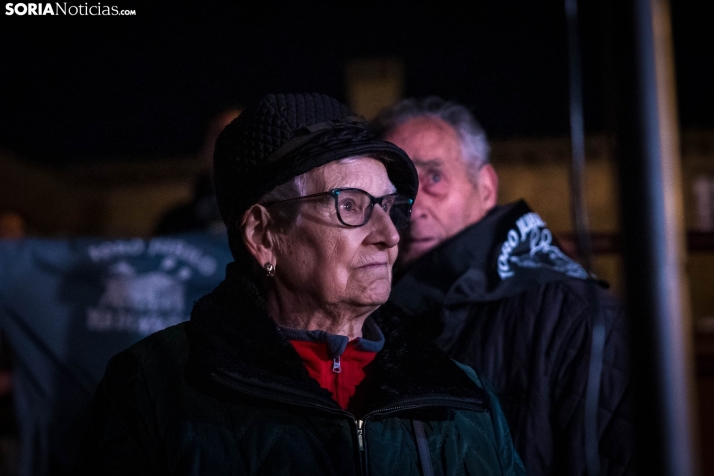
[367,206,400,248]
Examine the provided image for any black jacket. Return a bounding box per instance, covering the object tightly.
[77,263,525,475]
[390,200,634,476]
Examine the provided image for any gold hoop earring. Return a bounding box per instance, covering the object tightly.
[264,262,275,277]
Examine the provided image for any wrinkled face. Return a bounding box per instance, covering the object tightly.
[384,117,489,264]
[272,158,400,311]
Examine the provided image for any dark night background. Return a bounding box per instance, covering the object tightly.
[0,0,711,166]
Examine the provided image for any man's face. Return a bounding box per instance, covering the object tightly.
[384,116,496,265]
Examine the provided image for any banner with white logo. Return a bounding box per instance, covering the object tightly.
[0,232,231,475]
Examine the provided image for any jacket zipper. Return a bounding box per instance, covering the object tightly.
[356,419,364,451]
[211,372,366,475]
[363,400,489,419]
[211,371,346,415]
[211,372,488,475]
[356,419,366,474]
[212,372,486,418]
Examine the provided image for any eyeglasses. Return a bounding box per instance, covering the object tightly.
[263,188,414,230]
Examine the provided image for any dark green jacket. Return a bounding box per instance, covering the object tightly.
[77,264,525,475]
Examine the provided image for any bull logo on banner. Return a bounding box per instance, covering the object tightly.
[85,238,219,335]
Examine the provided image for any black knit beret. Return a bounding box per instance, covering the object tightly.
[213,93,418,230]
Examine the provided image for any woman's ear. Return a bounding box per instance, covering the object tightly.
[241,205,276,266]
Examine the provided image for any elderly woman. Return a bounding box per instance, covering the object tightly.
[77,93,525,475]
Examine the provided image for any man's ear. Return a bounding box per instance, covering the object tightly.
[477,164,499,210]
[241,204,276,266]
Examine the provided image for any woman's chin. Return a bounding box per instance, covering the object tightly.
[349,279,392,307]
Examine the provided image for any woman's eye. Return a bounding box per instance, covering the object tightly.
[340,199,357,212]
[381,198,395,212]
[430,173,442,183]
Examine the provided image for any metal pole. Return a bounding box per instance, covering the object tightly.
[563,2,606,475]
[612,0,699,474]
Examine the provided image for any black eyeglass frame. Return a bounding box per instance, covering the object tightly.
[263,187,414,229]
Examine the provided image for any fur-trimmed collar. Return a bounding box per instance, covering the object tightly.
[186,263,488,416]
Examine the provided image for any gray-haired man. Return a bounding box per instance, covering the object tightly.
[373,97,634,476]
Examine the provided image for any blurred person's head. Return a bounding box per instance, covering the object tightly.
[371,96,498,265]
[0,210,26,239]
[199,108,242,175]
[153,107,243,236]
